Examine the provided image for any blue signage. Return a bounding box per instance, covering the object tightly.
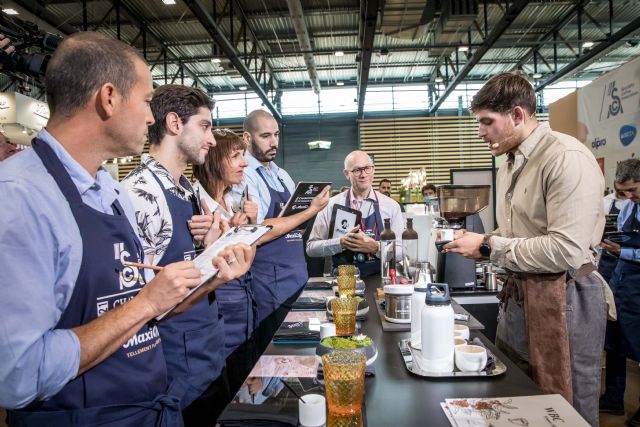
[620,125,637,146]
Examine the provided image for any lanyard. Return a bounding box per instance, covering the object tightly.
[346,189,380,237]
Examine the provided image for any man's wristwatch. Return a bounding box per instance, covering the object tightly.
[479,234,492,257]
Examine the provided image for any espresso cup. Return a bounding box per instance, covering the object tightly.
[298,394,326,427]
[455,344,488,372]
[454,337,466,347]
[320,323,337,340]
[454,324,470,341]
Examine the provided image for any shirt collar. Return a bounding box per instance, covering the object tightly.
[246,151,280,176]
[348,187,376,202]
[141,153,193,195]
[37,128,116,198]
[512,122,548,160]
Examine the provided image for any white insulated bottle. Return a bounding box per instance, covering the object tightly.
[410,262,433,348]
[420,283,454,373]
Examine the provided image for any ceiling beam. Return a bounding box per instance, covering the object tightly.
[428,0,529,114]
[357,0,381,118]
[535,15,640,91]
[184,0,281,121]
[286,0,321,93]
[513,0,588,71]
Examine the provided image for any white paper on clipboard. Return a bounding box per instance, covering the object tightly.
[155,224,271,322]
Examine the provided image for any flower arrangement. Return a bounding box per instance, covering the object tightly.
[400,168,428,202]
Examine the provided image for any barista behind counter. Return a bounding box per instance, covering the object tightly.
[306,150,403,277]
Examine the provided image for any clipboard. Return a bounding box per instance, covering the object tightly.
[155,224,272,322]
[329,204,362,239]
[604,230,640,249]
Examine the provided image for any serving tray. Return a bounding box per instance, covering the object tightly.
[398,339,507,378]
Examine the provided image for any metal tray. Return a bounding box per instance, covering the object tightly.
[398,339,507,378]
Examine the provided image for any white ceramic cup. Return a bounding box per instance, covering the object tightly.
[298,394,326,427]
[454,324,470,341]
[454,337,466,347]
[320,323,337,340]
[455,344,488,372]
[438,228,455,241]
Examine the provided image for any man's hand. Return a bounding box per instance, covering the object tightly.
[0,34,15,55]
[443,231,484,259]
[202,203,229,247]
[213,243,255,283]
[243,197,258,225]
[136,261,201,317]
[601,239,621,256]
[310,185,331,213]
[189,200,215,242]
[340,229,379,253]
[246,377,263,395]
[229,211,249,227]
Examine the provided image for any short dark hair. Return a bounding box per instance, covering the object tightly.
[45,32,144,118]
[379,178,391,187]
[421,184,437,194]
[148,85,214,145]
[470,72,536,116]
[615,158,640,184]
[192,129,246,198]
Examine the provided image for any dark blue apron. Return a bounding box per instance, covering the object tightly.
[332,190,384,278]
[606,203,640,361]
[216,272,256,358]
[148,171,225,408]
[8,138,182,427]
[598,202,621,282]
[250,170,308,324]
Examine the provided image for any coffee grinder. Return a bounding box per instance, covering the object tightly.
[434,185,490,288]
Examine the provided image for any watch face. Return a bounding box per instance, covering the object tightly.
[480,244,491,257]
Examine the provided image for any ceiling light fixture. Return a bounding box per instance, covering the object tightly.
[334,51,344,57]
[458,46,469,52]
[211,58,222,63]
[532,72,542,79]
[239,86,247,91]
[2,8,19,15]
[582,41,594,49]
[336,81,344,86]
[161,0,176,5]
[435,76,443,83]
[21,127,27,134]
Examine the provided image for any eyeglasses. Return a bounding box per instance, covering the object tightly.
[350,165,374,176]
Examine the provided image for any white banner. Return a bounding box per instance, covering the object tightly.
[578,56,640,187]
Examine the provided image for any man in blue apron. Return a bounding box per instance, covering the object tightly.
[242,109,330,354]
[123,85,244,426]
[306,150,404,277]
[599,159,640,426]
[0,32,243,427]
[598,182,629,282]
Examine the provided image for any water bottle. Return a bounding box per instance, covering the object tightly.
[420,283,454,373]
[410,262,433,348]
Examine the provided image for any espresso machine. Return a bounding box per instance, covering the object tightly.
[434,185,490,288]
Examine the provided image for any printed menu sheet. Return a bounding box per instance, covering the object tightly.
[440,394,589,427]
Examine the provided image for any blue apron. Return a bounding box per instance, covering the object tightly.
[8,138,182,427]
[250,170,308,324]
[607,203,640,361]
[148,172,225,408]
[332,190,384,278]
[598,202,621,282]
[216,272,256,358]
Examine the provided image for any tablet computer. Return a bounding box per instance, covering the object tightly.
[329,204,362,239]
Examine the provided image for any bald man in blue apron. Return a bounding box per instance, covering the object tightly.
[242,110,330,355]
[0,33,252,427]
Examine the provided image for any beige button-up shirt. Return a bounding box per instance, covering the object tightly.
[489,123,605,273]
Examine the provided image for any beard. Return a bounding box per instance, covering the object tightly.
[251,139,276,163]
[179,137,206,165]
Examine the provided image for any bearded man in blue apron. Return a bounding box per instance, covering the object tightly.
[598,182,629,283]
[306,150,404,278]
[242,109,330,354]
[0,32,253,427]
[599,159,640,427]
[123,85,244,425]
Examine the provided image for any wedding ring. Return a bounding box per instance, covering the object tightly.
[227,257,237,265]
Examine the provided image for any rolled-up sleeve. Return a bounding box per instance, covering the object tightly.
[306,202,343,257]
[0,179,80,408]
[490,150,603,273]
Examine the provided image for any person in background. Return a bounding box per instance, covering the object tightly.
[122,85,253,425]
[598,181,631,282]
[192,128,260,393]
[242,109,330,353]
[378,178,392,197]
[421,183,437,200]
[0,32,251,427]
[339,185,349,193]
[0,134,18,161]
[599,159,640,427]
[444,72,607,426]
[307,150,404,277]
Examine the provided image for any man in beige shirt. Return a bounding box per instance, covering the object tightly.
[445,72,607,427]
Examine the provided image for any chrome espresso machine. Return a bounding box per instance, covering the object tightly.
[434,185,491,289]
